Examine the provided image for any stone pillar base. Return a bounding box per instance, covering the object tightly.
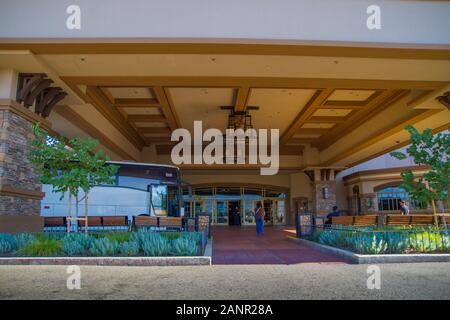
[0,100,49,233]
[0,215,43,233]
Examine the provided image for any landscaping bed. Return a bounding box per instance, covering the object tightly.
[306,227,450,255]
[0,229,205,258]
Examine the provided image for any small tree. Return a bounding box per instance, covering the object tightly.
[390,125,449,228]
[28,124,118,233]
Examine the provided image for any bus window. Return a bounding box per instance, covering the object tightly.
[150,185,168,216]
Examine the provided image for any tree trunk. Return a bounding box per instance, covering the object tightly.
[67,192,72,234]
[431,199,439,229]
[75,195,79,233]
[447,184,450,212]
[84,193,89,235]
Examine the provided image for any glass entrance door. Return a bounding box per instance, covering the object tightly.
[262,199,286,225]
[214,200,229,225]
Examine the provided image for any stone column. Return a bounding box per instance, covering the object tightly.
[310,168,337,216]
[0,101,50,233]
[359,193,377,215]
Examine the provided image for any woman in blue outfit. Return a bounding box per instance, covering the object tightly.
[254,202,266,237]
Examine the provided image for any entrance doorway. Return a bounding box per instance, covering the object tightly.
[228,200,241,226]
[184,185,288,226]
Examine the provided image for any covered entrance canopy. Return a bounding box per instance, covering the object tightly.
[0,0,449,231]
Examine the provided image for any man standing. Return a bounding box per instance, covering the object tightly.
[399,200,410,215]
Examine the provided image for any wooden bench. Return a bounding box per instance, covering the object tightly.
[133,216,183,230]
[102,216,128,227]
[44,217,66,227]
[353,215,378,227]
[159,217,183,229]
[386,214,435,227]
[331,216,354,226]
[82,216,103,227]
[134,216,158,227]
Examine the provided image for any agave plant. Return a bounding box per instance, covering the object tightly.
[352,234,388,254]
[141,233,171,257]
[62,233,94,256]
[14,233,36,249]
[0,240,13,255]
[89,238,119,256]
[119,241,140,256]
[172,238,198,256]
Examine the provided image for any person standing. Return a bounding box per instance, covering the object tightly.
[255,202,266,237]
[399,200,410,215]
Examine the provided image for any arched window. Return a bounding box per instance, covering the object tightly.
[376,186,424,211]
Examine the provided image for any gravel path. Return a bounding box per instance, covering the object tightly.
[1,263,450,300]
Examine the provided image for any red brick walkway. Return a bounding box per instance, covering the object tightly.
[212,226,348,265]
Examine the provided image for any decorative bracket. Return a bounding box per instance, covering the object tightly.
[16,73,67,118]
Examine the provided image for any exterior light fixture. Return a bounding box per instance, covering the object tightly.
[322,187,330,199]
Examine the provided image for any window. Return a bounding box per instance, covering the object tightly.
[377,187,424,211]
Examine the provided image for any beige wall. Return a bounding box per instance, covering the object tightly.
[0,69,18,99]
[335,173,349,211]
[182,173,291,189]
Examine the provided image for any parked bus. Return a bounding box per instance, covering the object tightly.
[41,161,183,225]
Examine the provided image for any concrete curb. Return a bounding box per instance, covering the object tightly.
[0,240,213,266]
[289,237,450,264]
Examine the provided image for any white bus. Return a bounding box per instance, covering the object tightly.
[41,161,183,225]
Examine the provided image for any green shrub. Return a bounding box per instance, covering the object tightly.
[0,234,17,253]
[119,241,140,256]
[384,233,410,254]
[89,238,119,256]
[319,229,352,248]
[62,234,94,256]
[408,232,450,253]
[0,240,13,255]
[141,233,171,256]
[351,234,388,254]
[160,232,182,241]
[181,232,202,243]
[18,238,62,256]
[105,232,131,243]
[172,238,198,256]
[14,233,36,249]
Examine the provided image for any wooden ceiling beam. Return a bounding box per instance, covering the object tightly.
[138,127,171,134]
[85,86,146,150]
[153,86,181,131]
[315,89,409,151]
[145,137,173,144]
[155,144,304,156]
[54,105,138,161]
[113,98,160,107]
[322,108,443,166]
[127,114,166,122]
[306,116,346,123]
[295,128,329,135]
[280,88,334,145]
[234,87,251,112]
[61,76,447,90]
[287,138,320,144]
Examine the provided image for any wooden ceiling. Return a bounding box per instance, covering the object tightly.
[280,88,412,150]
[62,77,432,157]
